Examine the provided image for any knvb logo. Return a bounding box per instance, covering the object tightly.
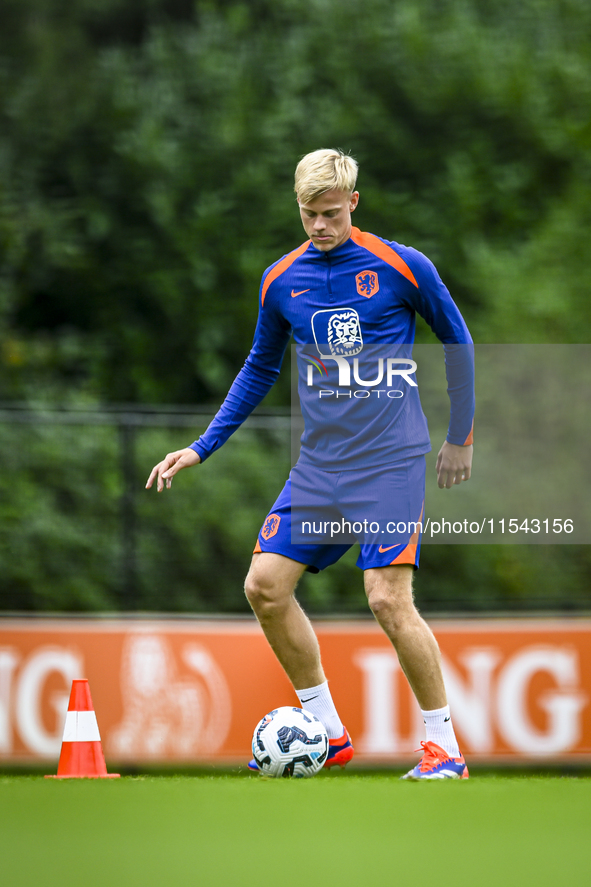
[356,270,379,298]
[261,513,281,540]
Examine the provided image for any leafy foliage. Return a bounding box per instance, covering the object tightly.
[1,0,590,612]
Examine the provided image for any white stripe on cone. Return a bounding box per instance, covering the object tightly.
[62,710,101,743]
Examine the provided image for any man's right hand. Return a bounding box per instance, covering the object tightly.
[145,448,201,492]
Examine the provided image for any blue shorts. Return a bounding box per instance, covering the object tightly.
[254,457,425,572]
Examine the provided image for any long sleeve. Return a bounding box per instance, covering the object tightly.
[189,276,292,462]
[402,247,475,446]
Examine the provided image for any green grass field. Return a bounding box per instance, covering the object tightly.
[1,771,590,886]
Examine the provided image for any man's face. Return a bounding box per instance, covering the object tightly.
[298,188,359,252]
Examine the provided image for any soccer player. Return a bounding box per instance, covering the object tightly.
[146,149,474,780]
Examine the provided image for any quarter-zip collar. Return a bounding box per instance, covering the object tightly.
[308,232,357,264]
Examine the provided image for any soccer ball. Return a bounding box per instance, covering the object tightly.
[251,706,329,778]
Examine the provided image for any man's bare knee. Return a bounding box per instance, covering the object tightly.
[244,572,281,613]
[244,553,305,615]
[367,587,393,618]
[366,588,412,634]
[365,566,418,634]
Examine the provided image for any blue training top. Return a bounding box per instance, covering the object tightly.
[189,227,474,470]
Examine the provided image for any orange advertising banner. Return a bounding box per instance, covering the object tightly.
[1,617,590,766]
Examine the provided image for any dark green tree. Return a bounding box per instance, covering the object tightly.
[1,0,590,613]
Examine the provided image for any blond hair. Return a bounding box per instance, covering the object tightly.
[294,149,358,204]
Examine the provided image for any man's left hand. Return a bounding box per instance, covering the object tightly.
[436,441,473,489]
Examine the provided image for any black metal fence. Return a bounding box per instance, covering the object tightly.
[2,403,591,615]
[0,403,293,613]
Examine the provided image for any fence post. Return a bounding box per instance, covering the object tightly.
[119,419,137,610]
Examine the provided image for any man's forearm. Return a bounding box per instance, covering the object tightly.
[189,358,280,462]
[443,343,475,446]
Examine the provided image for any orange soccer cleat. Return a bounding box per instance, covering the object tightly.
[324,728,354,769]
[401,741,469,780]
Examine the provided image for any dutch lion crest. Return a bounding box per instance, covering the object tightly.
[356,270,379,298]
[261,513,281,540]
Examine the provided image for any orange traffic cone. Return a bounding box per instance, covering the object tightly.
[45,679,120,779]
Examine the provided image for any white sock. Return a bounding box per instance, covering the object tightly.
[421,704,460,758]
[296,681,344,740]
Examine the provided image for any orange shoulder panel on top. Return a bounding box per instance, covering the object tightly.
[350,227,418,288]
[261,240,311,306]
